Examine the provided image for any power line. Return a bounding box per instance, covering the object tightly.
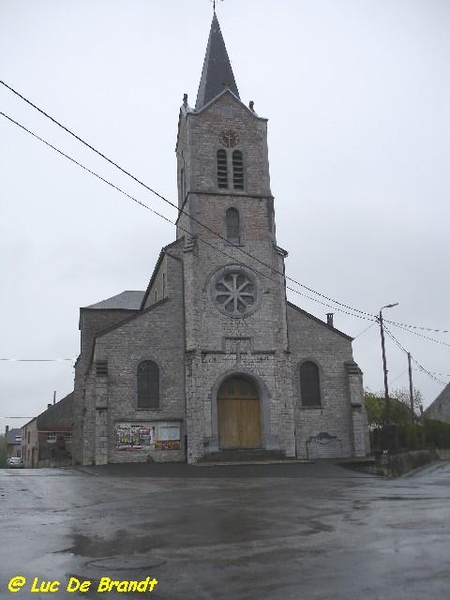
[0,79,376,322]
[1,90,448,392]
[3,81,449,340]
[1,109,376,324]
[0,111,174,227]
[384,319,449,335]
[390,368,408,385]
[386,320,450,348]
[354,321,377,339]
[0,358,75,362]
[0,416,33,419]
[383,324,447,387]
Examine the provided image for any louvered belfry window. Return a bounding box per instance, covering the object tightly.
[137,360,160,408]
[232,150,244,189]
[217,149,228,189]
[226,207,240,243]
[300,361,321,407]
[96,360,108,376]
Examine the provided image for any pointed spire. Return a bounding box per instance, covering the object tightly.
[195,13,240,110]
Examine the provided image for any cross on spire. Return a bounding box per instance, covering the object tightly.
[212,0,223,13]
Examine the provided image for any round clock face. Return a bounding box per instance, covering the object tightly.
[211,266,260,318]
[219,130,240,148]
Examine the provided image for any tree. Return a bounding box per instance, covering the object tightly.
[0,435,6,468]
[391,387,423,421]
[364,387,423,428]
[365,387,426,451]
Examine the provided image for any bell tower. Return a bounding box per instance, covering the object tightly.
[176,12,275,245]
[177,12,295,462]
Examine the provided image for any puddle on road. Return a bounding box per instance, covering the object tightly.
[374,495,438,502]
[63,531,167,558]
[86,556,166,570]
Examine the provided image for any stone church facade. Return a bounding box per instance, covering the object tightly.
[72,14,369,466]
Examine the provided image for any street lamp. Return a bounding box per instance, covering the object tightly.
[378,302,399,450]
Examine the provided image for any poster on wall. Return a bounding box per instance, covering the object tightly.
[115,421,181,451]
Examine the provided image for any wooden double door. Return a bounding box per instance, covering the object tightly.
[217,376,262,449]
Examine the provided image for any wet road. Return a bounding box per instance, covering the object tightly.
[1,461,449,600]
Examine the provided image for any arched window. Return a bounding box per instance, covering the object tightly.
[217,149,228,189]
[226,207,240,243]
[232,150,244,189]
[300,361,321,407]
[137,361,160,408]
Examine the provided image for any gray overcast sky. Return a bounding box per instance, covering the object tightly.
[1,0,449,431]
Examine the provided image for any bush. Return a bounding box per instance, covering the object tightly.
[423,419,450,449]
[0,435,7,468]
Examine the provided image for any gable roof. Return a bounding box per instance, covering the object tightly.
[6,428,21,444]
[36,392,74,430]
[85,290,145,310]
[22,392,74,430]
[424,382,450,416]
[287,301,353,341]
[140,238,183,309]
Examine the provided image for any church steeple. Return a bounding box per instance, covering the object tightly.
[195,12,240,110]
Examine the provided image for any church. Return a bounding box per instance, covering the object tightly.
[72,13,369,466]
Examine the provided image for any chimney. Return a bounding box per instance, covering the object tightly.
[47,403,52,410]
[5,425,9,435]
[326,313,334,327]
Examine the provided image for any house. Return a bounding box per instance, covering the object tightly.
[22,392,73,467]
[72,12,369,466]
[5,427,22,459]
[424,382,450,423]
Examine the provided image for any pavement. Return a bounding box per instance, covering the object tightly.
[1,460,449,600]
[73,459,370,478]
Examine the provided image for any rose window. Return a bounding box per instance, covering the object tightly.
[213,270,258,316]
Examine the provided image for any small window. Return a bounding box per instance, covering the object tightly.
[217,149,228,189]
[232,150,244,189]
[137,360,160,409]
[300,361,321,407]
[96,360,108,376]
[226,207,240,243]
[65,433,72,441]
[47,433,57,443]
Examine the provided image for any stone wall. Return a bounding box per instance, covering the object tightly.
[287,303,368,459]
[73,307,141,464]
[88,250,186,465]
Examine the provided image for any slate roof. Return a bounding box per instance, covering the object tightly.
[195,12,239,110]
[6,428,21,445]
[286,302,353,341]
[36,392,74,430]
[424,382,450,421]
[85,290,145,310]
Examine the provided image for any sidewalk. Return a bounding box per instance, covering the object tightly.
[73,459,372,479]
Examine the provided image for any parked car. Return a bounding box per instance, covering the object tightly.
[6,457,24,469]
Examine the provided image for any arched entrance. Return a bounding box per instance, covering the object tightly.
[217,376,262,449]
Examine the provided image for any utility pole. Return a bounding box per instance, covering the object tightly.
[379,310,390,426]
[408,352,414,424]
[378,303,399,450]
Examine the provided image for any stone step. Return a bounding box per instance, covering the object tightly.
[199,449,286,463]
